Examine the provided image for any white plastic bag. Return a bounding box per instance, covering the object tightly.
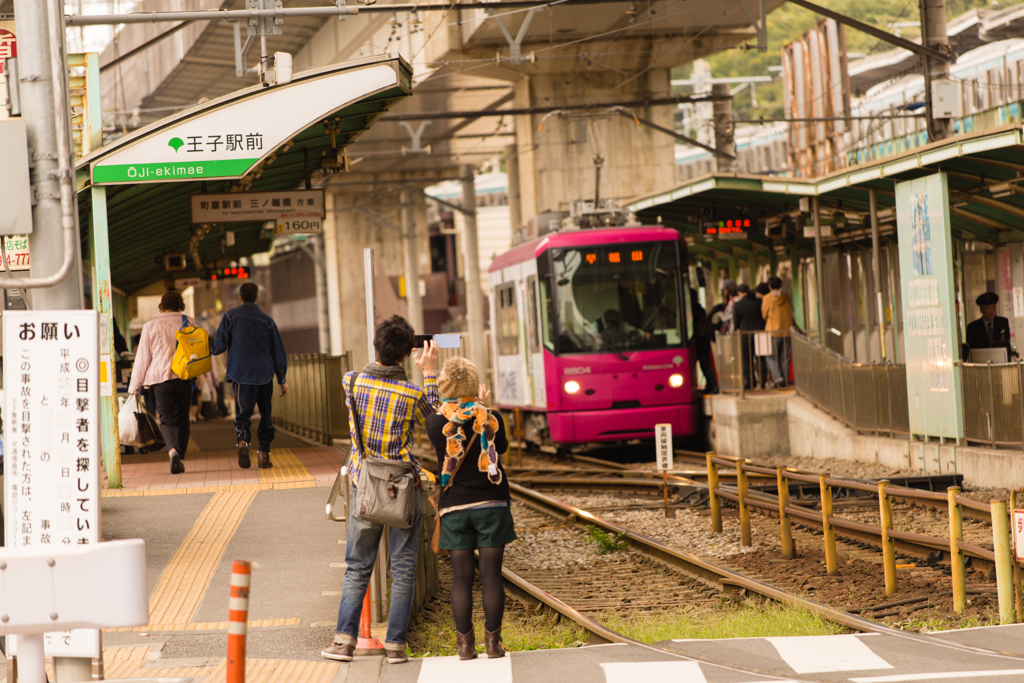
[119,394,145,446]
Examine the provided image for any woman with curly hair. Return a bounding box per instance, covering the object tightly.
[425,357,514,660]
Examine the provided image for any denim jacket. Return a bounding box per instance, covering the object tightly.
[211,303,287,385]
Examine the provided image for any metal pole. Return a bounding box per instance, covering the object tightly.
[461,165,488,379]
[992,499,1017,624]
[706,453,722,533]
[364,248,377,363]
[777,467,794,558]
[506,144,523,232]
[918,0,952,142]
[948,486,966,613]
[401,189,424,382]
[311,235,330,353]
[819,473,837,575]
[813,197,824,344]
[91,185,121,489]
[19,0,83,308]
[738,460,751,546]
[878,480,898,595]
[870,189,886,360]
[712,83,736,173]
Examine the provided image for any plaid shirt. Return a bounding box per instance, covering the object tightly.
[345,369,439,487]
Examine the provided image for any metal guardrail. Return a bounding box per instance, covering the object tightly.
[275,352,351,444]
[791,331,911,437]
[960,361,1024,448]
[713,331,776,397]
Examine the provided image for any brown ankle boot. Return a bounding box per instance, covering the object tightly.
[484,627,505,658]
[455,628,477,660]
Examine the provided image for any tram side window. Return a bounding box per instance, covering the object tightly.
[538,278,555,352]
[526,276,541,354]
[497,283,520,356]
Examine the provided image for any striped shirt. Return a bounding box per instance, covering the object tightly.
[345,369,439,487]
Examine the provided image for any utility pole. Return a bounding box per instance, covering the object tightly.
[920,0,952,141]
[712,84,736,173]
[460,165,488,381]
[19,0,84,309]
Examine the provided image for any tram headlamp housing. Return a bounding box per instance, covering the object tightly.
[564,380,581,394]
[669,373,684,388]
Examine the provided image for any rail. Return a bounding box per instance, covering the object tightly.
[274,352,351,445]
[791,330,911,436]
[703,451,1023,624]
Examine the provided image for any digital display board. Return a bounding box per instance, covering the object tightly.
[701,218,754,238]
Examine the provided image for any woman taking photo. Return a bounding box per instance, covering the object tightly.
[425,357,514,660]
[128,290,196,475]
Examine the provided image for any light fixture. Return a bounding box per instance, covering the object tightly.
[669,373,684,388]
[564,380,581,394]
[990,183,1013,198]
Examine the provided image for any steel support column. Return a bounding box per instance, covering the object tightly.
[813,197,825,343]
[461,166,488,380]
[90,185,121,490]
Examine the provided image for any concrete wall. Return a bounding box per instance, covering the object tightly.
[712,393,1024,489]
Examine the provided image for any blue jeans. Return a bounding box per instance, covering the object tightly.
[334,486,423,650]
[767,337,792,386]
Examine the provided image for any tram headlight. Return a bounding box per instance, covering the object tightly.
[669,373,684,388]
[564,380,581,394]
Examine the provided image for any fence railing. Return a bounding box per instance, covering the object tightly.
[704,452,1021,624]
[961,360,1024,448]
[713,331,777,396]
[791,331,910,437]
[275,353,351,444]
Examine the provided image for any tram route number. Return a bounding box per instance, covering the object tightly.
[276,219,323,235]
[655,423,673,471]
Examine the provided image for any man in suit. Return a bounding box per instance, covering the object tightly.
[966,292,1012,357]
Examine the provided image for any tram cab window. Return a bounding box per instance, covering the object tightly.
[526,276,541,354]
[547,242,683,355]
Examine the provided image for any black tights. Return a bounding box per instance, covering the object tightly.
[449,546,505,634]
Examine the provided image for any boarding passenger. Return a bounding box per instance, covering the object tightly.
[762,276,795,388]
[690,289,717,394]
[321,316,439,665]
[966,292,1014,358]
[128,290,195,475]
[732,283,768,389]
[426,358,513,661]
[709,279,737,334]
[210,282,289,469]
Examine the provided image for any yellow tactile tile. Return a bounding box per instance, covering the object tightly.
[258,447,316,487]
[146,490,257,626]
[101,480,317,497]
[100,648,339,683]
[105,617,302,633]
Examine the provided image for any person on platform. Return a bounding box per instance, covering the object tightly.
[321,316,439,665]
[966,292,1013,356]
[710,279,738,334]
[690,289,717,394]
[762,276,795,388]
[732,283,768,389]
[210,282,289,470]
[425,357,513,661]
[128,290,195,475]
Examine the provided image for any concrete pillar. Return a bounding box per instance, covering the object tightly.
[712,83,736,174]
[311,235,330,353]
[324,191,345,355]
[461,166,488,380]
[747,247,757,287]
[870,189,886,360]
[506,144,523,232]
[401,188,424,382]
[790,243,805,330]
[920,0,952,141]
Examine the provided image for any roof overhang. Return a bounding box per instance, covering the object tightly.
[625,125,1024,255]
[76,54,412,294]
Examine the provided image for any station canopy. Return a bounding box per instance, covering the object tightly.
[624,124,1024,260]
[75,54,412,294]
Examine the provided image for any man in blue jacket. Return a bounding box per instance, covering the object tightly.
[211,281,289,469]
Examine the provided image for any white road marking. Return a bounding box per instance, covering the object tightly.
[849,670,1024,682]
[601,661,707,683]
[767,635,894,673]
[417,654,513,683]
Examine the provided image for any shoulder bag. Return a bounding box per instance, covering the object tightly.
[349,373,420,529]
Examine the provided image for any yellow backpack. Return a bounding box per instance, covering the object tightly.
[171,315,212,380]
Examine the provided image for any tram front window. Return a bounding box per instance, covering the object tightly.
[549,242,683,355]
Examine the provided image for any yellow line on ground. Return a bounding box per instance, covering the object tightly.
[146,490,257,626]
[104,617,302,633]
[100,648,339,682]
[258,447,315,487]
[102,480,318,497]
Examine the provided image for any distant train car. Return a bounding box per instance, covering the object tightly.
[488,224,701,448]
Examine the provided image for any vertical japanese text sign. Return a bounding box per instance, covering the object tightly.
[895,173,964,440]
[4,311,101,658]
[655,423,673,471]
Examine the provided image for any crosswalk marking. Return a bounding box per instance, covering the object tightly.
[849,670,1024,682]
[417,654,513,683]
[601,661,707,683]
[766,635,893,674]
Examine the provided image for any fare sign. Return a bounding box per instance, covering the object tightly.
[655,423,673,471]
[190,190,324,223]
[4,310,101,658]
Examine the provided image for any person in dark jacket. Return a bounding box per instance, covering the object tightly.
[425,357,513,661]
[966,292,1014,358]
[690,289,717,394]
[732,283,769,389]
[211,282,289,469]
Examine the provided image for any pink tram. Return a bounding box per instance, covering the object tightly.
[488,223,701,448]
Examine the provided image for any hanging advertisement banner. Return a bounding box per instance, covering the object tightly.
[895,172,964,440]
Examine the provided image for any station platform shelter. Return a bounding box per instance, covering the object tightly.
[624,124,1024,488]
